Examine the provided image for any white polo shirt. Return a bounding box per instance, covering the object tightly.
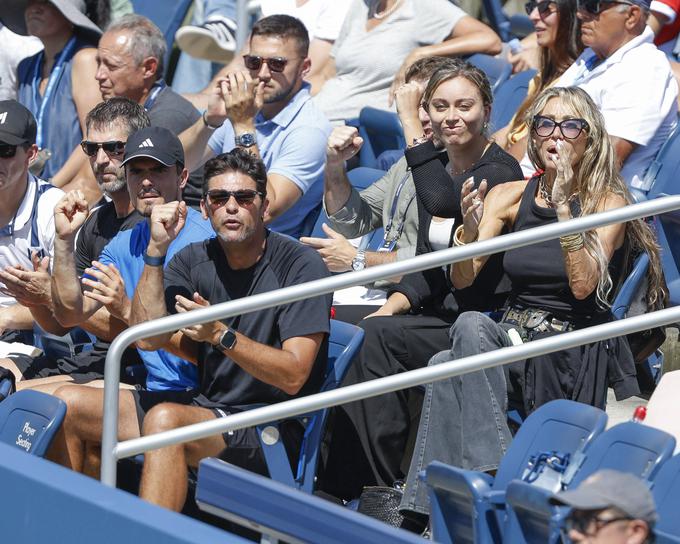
[0,175,63,307]
[555,27,678,187]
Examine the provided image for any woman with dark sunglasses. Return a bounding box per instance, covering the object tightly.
[494,0,583,164]
[397,86,666,524]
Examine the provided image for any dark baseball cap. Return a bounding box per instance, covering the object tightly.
[0,100,37,146]
[122,126,185,168]
[551,469,657,525]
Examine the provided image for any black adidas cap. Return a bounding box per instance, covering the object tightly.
[122,126,185,167]
[0,100,37,146]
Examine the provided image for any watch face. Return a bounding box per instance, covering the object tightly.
[237,133,256,147]
[352,259,365,271]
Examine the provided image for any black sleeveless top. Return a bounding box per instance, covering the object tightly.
[503,176,625,323]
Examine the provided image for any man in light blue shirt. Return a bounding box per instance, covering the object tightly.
[179,14,331,238]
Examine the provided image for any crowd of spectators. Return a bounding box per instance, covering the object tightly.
[0,0,677,539]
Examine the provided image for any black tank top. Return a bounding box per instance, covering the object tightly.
[503,176,624,322]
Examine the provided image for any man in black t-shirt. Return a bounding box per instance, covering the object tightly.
[5,98,148,388]
[129,149,331,512]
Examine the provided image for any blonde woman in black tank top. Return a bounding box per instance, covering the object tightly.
[397,86,667,521]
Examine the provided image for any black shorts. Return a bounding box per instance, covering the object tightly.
[129,387,198,431]
[208,405,304,477]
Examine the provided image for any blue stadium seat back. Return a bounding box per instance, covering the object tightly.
[481,0,513,41]
[0,390,66,457]
[257,320,364,493]
[36,326,95,361]
[129,0,194,78]
[467,54,513,93]
[637,124,680,197]
[651,212,680,306]
[0,378,13,402]
[490,69,537,132]
[357,108,406,169]
[196,458,424,544]
[505,422,676,544]
[424,399,607,544]
[657,534,680,544]
[376,149,404,171]
[652,454,680,537]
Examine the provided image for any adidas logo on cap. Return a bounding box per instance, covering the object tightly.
[139,138,154,148]
[0,112,7,125]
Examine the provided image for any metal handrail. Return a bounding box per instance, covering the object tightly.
[100,195,680,486]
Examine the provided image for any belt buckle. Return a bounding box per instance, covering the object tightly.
[525,310,549,329]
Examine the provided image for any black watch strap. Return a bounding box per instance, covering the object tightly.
[143,252,166,267]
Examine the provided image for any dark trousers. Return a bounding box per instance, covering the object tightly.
[321,314,453,501]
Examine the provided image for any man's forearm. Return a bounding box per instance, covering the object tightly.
[180,118,215,172]
[323,158,352,215]
[51,236,87,326]
[365,251,397,267]
[131,262,171,350]
[81,306,127,342]
[29,305,70,336]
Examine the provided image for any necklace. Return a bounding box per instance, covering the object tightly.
[539,175,577,208]
[372,0,403,19]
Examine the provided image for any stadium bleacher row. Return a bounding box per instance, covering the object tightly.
[2,0,680,542]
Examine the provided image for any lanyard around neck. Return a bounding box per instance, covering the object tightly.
[32,36,78,150]
[144,79,167,111]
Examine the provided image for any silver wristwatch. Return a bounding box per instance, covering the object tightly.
[234,132,256,148]
[351,249,366,271]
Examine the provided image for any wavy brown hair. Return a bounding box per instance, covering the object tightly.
[526,86,667,310]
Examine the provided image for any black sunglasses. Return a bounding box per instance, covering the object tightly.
[564,514,632,536]
[532,116,590,139]
[80,140,126,157]
[205,189,263,207]
[525,0,557,16]
[577,0,634,14]
[0,144,22,159]
[243,55,290,73]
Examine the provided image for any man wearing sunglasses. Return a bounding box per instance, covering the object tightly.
[179,14,331,239]
[128,149,331,512]
[548,0,677,188]
[47,127,217,476]
[0,100,63,363]
[551,469,657,543]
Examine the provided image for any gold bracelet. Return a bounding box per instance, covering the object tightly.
[559,233,585,252]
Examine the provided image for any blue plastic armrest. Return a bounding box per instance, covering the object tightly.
[486,490,507,505]
[425,461,494,502]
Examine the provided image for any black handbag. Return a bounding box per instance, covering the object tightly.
[357,485,405,528]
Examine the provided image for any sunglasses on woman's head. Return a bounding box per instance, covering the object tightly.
[243,55,289,73]
[204,189,263,207]
[80,140,126,157]
[577,0,635,14]
[532,116,590,139]
[524,0,557,16]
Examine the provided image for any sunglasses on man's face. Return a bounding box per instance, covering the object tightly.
[205,189,263,208]
[243,55,290,73]
[532,116,590,139]
[577,0,634,14]
[525,0,557,16]
[0,144,22,159]
[564,512,632,536]
[80,140,126,157]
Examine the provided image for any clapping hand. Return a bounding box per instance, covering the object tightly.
[460,177,487,242]
[0,252,51,307]
[175,292,223,345]
[82,261,130,322]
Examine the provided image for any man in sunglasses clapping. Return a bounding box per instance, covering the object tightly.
[179,14,331,239]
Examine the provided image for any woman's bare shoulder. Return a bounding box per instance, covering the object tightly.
[486,179,529,206]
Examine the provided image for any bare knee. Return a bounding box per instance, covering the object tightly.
[142,403,184,436]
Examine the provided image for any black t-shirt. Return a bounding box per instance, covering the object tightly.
[75,201,144,277]
[164,231,332,409]
[148,86,204,210]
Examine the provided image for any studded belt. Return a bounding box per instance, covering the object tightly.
[501,307,575,334]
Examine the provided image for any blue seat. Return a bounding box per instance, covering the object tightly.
[490,69,537,132]
[481,0,533,40]
[632,124,680,200]
[0,378,12,402]
[36,326,95,361]
[468,53,513,92]
[130,0,194,78]
[652,454,680,542]
[256,320,364,492]
[355,107,406,169]
[0,390,67,457]
[424,399,607,544]
[196,458,424,544]
[505,421,676,544]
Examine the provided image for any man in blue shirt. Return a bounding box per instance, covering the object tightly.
[48,126,214,475]
[179,14,331,239]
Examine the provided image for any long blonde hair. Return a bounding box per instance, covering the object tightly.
[526,86,667,310]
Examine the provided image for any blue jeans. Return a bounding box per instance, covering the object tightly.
[399,311,514,516]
